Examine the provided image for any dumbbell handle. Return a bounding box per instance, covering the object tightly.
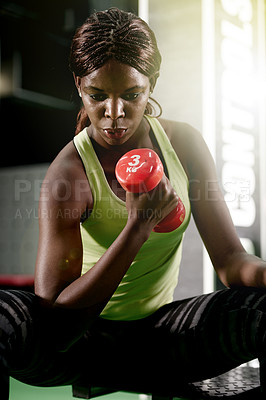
[115,148,185,233]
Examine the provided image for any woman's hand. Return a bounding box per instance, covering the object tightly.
[125,174,179,232]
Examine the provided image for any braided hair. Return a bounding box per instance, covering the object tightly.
[69,8,162,134]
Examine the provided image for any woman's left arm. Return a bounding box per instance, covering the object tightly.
[169,120,266,288]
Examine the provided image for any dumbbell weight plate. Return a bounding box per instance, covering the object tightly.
[153,198,186,233]
[115,148,164,193]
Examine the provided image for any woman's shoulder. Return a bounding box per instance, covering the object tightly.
[158,117,200,143]
[42,140,92,209]
[158,118,201,178]
[46,140,83,180]
[157,117,215,181]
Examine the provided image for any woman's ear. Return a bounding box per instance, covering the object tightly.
[73,73,82,97]
[149,72,159,93]
[149,77,154,92]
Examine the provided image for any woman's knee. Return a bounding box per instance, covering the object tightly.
[0,290,38,366]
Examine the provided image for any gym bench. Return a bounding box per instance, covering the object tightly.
[72,363,261,399]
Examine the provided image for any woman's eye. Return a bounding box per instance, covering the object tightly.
[89,94,107,101]
[88,93,140,101]
[122,93,140,101]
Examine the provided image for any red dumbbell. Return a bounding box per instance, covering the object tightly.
[115,148,185,233]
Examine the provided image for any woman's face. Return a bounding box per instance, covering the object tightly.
[75,59,150,148]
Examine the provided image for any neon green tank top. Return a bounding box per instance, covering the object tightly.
[73,116,191,320]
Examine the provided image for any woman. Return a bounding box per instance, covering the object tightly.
[1,7,266,398]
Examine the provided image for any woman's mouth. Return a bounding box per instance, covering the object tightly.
[103,128,127,140]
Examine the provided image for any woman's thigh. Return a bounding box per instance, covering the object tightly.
[149,287,266,383]
[0,290,91,389]
[75,287,266,384]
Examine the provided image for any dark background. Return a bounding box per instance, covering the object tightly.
[0,0,138,167]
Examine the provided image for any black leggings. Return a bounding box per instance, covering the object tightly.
[1,287,266,398]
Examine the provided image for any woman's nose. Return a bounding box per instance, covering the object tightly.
[104,99,125,120]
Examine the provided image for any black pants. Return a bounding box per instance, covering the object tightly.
[1,287,266,398]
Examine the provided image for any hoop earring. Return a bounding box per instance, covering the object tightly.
[144,97,162,118]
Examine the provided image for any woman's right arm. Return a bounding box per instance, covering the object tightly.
[34,142,178,315]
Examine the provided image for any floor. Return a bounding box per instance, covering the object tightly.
[10,378,187,400]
